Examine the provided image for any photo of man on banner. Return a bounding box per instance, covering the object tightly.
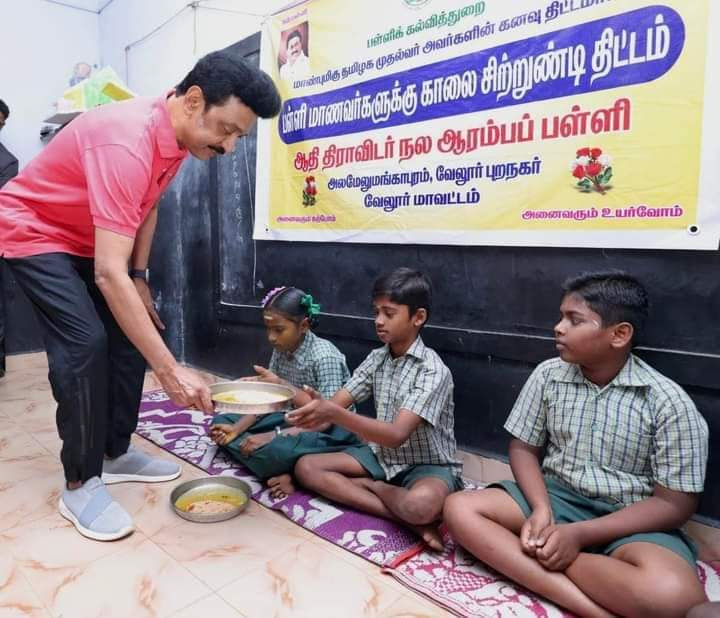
[278,23,310,84]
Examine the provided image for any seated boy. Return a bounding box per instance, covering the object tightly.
[444,271,709,617]
[287,268,463,550]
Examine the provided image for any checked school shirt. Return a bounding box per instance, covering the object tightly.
[268,330,350,399]
[344,336,462,479]
[505,354,709,506]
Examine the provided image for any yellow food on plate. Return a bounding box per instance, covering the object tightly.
[175,490,247,514]
[213,389,288,405]
[186,500,235,514]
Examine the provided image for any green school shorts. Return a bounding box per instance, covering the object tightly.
[344,444,464,493]
[492,477,697,568]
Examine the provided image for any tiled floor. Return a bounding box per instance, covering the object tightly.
[0,353,451,618]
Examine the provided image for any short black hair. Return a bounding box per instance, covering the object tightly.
[175,51,281,118]
[372,268,432,322]
[0,99,9,120]
[286,30,303,46]
[262,286,320,328]
[562,271,649,339]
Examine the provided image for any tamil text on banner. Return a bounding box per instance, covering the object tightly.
[255,0,720,249]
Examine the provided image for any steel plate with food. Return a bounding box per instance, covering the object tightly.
[170,477,251,523]
[210,381,294,414]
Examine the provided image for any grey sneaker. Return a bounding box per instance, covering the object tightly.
[101,445,182,485]
[59,477,134,541]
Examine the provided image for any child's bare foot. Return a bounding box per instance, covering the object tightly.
[208,423,242,446]
[268,474,295,499]
[349,478,445,550]
[409,523,444,552]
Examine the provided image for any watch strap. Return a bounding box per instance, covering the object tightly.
[129,268,149,281]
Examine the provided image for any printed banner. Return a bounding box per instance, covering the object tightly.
[255,0,720,249]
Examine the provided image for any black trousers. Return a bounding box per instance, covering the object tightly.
[0,263,5,376]
[3,253,146,483]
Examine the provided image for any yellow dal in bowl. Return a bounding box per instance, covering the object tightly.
[212,390,289,405]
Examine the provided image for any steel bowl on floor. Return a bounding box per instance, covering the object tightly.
[170,477,251,523]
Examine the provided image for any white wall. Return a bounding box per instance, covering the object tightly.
[0,0,288,170]
[99,0,289,97]
[0,0,99,169]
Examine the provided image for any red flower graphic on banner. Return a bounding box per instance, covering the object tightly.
[570,147,613,194]
[303,175,317,206]
[586,162,602,176]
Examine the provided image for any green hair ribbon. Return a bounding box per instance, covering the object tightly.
[300,294,321,318]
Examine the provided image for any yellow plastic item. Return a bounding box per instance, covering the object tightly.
[102,81,134,101]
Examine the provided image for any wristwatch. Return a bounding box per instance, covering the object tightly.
[129,268,149,281]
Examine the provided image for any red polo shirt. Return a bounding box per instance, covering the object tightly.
[0,95,188,258]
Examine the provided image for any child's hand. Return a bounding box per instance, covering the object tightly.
[520,506,554,556]
[209,423,242,446]
[239,431,275,456]
[535,523,583,571]
[251,365,282,384]
[285,386,335,430]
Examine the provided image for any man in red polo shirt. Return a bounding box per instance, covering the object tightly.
[0,51,280,541]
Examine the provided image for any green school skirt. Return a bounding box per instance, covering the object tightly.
[212,412,362,480]
[493,477,697,568]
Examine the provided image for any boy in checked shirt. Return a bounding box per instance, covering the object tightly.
[288,268,462,551]
[445,272,709,617]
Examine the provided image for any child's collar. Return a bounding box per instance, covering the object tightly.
[284,330,314,361]
[387,335,425,360]
[559,354,648,388]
